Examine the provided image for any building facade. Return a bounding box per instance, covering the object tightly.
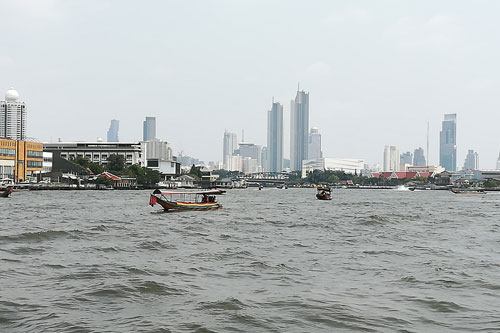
[1,88,26,141]
[383,145,400,171]
[0,138,43,182]
[290,90,309,171]
[308,126,322,160]
[302,157,365,177]
[400,151,413,169]
[107,119,119,142]
[497,151,500,170]
[222,131,237,170]
[143,116,156,141]
[439,113,457,171]
[413,147,426,166]
[267,101,283,172]
[462,149,479,170]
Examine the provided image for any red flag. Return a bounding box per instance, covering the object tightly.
[149,195,157,206]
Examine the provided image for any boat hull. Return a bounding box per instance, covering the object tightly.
[0,186,13,198]
[152,195,222,211]
[316,193,332,200]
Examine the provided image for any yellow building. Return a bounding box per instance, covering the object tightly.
[0,138,43,182]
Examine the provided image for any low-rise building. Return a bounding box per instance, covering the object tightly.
[0,138,43,182]
[302,157,365,178]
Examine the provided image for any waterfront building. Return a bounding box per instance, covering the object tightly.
[267,101,283,173]
[0,87,27,140]
[107,119,119,142]
[222,131,238,170]
[439,113,457,171]
[235,142,261,173]
[0,138,43,182]
[400,151,413,171]
[290,89,309,171]
[462,149,479,170]
[43,141,142,167]
[383,145,400,171]
[143,117,156,141]
[308,127,322,160]
[413,147,426,166]
[140,139,180,179]
[302,157,365,177]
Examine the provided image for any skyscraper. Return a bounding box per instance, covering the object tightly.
[308,127,322,160]
[143,116,156,141]
[462,150,479,170]
[439,114,457,171]
[400,151,413,169]
[267,101,283,172]
[290,89,309,171]
[383,145,400,171]
[222,131,237,170]
[0,87,26,140]
[497,151,500,170]
[413,147,426,166]
[107,119,119,142]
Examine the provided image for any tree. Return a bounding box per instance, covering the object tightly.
[189,164,202,178]
[107,154,125,173]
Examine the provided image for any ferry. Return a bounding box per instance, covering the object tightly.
[450,188,486,194]
[316,187,332,200]
[149,189,225,211]
[0,185,13,198]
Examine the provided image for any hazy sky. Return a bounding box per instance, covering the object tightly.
[1,0,500,168]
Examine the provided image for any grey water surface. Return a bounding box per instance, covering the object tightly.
[1,188,500,332]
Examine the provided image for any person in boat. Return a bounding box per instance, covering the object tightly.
[202,194,208,203]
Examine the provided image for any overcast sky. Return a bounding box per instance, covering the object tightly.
[1,0,499,168]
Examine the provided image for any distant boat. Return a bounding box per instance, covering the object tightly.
[450,188,486,194]
[316,187,332,200]
[149,189,225,211]
[0,186,13,198]
[276,184,288,189]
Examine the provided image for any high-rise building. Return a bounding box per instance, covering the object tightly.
[143,116,156,141]
[413,147,426,166]
[383,145,400,171]
[497,151,500,170]
[0,87,27,140]
[235,142,261,173]
[222,131,237,170]
[462,149,479,170]
[267,101,283,172]
[439,114,457,171]
[290,89,309,171]
[400,151,413,169]
[107,119,119,142]
[308,126,322,160]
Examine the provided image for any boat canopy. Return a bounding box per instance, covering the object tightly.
[153,189,226,195]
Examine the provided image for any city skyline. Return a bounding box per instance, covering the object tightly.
[2,1,500,168]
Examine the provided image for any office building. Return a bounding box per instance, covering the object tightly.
[222,131,238,170]
[1,87,27,140]
[383,145,400,171]
[497,152,500,170]
[0,138,43,182]
[400,151,413,170]
[413,147,426,166]
[290,89,309,171]
[302,157,364,177]
[267,101,283,172]
[462,150,479,170]
[140,139,180,179]
[235,142,261,173]
[308,126,322,160]
[107,119,119,142]
[143,117,156,141]
[439,114,457,171]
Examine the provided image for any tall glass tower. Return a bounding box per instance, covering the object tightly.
[267,101,283,172]
[439,114,457,171]
[143,117,156,141]
[290,89,309,171]
[222,131,237,170]
[107,119,119,142]
[308,127,322,160]
[0,87,26,140]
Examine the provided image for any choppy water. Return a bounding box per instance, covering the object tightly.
[1,188,500,332]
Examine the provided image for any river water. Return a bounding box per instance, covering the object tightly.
[1,188,499,332]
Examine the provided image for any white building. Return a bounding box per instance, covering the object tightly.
[497,151,500,170]
[222,131,238,170]
[225,154,243,172]
[302,157,365,177]
[140,139,179,179]
[308,126,322,160]
[0,87,27,140]
[267,101,283,172]
[462,149,479,170]
[383,145,400,171]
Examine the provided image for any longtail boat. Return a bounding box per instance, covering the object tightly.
[149,189,225,211]
[316,187,332,200]
[0,186,13,198]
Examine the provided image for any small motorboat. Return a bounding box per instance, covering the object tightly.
[316,187,332,200]
[450,187,486,194]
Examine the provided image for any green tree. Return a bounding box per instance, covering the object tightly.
[189,164,202,178]
[107,154,125,173]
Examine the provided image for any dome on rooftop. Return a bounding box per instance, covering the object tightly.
[5,87,19,102]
